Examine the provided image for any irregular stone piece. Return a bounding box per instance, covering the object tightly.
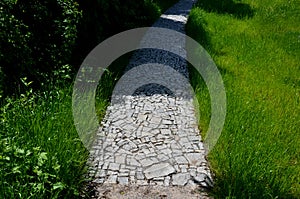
[175,156,188,164]
[108,163,120,171]
[118,177,129,185]
[140,158,156,167]
[144,163,175,179]
[136,171,144,180]
[137,113,147,121]
[115,155,126,164]
[127,157,141,167]
[193,173,206,183]
[106,174,117,183]
[172,173,190,186]
[194,173,214,188]
[160,129,171,135]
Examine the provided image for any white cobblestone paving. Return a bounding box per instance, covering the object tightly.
[87,0,214,195]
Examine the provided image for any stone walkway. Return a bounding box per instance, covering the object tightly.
[87,0,213,198]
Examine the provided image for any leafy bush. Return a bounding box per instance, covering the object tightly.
[0,0,81,96]
[0,0,178,98]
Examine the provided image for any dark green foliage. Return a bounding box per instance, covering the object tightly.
[0,1,179,198]
[0,0,178,98]
[0,0,81,96]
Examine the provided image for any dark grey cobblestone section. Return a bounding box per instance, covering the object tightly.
[125,0,197,77]
[87,0,213,191]
[126,49,188,78]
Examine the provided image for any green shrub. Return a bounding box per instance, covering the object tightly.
[0,0,81,96]
[0,0,177,98]
[0,1,179,198]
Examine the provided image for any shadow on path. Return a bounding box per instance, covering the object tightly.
[133,83,175,97]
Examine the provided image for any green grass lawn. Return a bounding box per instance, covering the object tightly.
[187,0,300,198]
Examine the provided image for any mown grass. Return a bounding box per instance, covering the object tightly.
[0,1,179,198]
[187,0,300,198]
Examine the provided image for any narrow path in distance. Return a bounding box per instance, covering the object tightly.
[87,0,214,198]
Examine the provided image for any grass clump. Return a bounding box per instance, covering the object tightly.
[187,0,300,198]
[0,83,88,198]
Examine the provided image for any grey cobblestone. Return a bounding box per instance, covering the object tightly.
[172,173,190,186]
[87,0,213,191]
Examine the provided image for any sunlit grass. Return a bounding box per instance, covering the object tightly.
[187,0,300,198]
[0,86,88,198]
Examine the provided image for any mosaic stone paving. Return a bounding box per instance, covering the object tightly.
[87,0,214,197]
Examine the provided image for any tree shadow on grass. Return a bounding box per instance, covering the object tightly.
[186,11,211,52]
[196,0,254,19]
